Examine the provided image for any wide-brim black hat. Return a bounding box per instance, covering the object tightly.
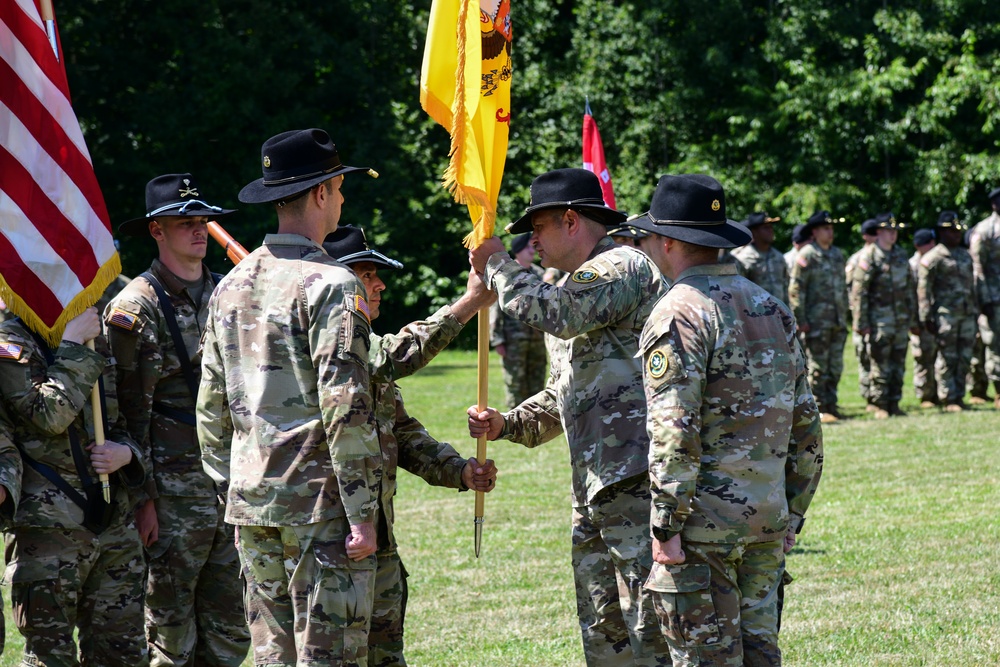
[239,128,377,204]
[744,211,780,228]
[118,173,236,237]
[323,225,402,269]
[936,210,966,230]
[505,168,625,234]
[509,233,532,255]
[804,210,846,232]
[989,186,1000,201]
[874,212,908,230]
[608,223,650,240]
[626,174,751,249]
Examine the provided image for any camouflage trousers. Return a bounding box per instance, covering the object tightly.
[145,495,249,667]
[369,550,409,667]
[237,519,376,667]
[867,325,909,407]
[910,328,938,403]
[801,327,846,413]
[644,538,785,667]
[2,522,148,666]
[933,315,978,404]
[500,335,548,410]
[852,330,871,402]
[978,309,1000,384]
[571,475,672,667]
[969,331,989,398]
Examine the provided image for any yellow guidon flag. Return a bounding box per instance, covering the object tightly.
[420,0,512,249]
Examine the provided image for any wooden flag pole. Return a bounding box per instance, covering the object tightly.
[85,340,111,503]
[474,308,490,557]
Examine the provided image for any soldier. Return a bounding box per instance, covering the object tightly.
[918,212,978,412]
[106,174,250,666]
[731,210,789,304]
[626,174,823,665]
[969,186,1000,409]
[789,210,849,423]
[0,307,149,665]
[851,212,917,419]
[846,219,878,410]
[910,228,939,407]
[324,226,498,666]
[468,168,670,666]
[608,224,649,248]
[965,227,991,404]
[784,223,812,272]
[0,411,23,657]
[198,128,381,666]
[489,233,548,409]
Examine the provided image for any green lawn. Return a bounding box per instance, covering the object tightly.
[2,345,999,666]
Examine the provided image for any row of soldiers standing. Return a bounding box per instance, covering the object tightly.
[725,187,1000,421]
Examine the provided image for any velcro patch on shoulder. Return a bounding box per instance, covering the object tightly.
[107,308,139,332]
[644,343,686,394]
[858,259,870,271]
[351,293,371,323]
[571,268,601,284]
[797,255,808,267]
[0,342,23,361]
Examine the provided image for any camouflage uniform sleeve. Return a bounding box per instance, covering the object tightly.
[196,310,232,494]
[851,250,873,332]
[369,304,464,384]
[0,413,22,523]
[641,312,707,542]
[916,254,933,323]
[312,277,380,525]
[788,254,807,325]
[970,229,995,306]
[394,386,466,490]
[484,251,645,340]
[785,336,823,534]
[499,384,564,447]
[99,335,147,488]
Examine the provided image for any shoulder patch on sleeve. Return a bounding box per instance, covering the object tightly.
[107,307,139,332]
[644,343,686,394]
[0,342,23,361]
[350,293,371,323]
[797,255,809,268]
[858,259,870,271]
[571,269,600,284]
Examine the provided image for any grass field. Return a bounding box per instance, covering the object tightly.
[2,345,998,666]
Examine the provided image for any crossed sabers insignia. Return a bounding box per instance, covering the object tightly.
[179,179,199,198]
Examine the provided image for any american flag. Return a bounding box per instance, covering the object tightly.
[0,0,120,345]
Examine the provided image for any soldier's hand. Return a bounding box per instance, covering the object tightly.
[62,307,101,345]
[135,499,160,547]
[467,406,505,441]
[346,521,377,561]
[495,344,507,358]
[468,236,506,275]
[652,534,686,565]
[783,530,796,554]
[462,457,498,492]
[87,440,133,474]
[451,268,499,324]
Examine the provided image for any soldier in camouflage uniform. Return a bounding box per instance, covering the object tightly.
[489,233,548,409]
[846,219,878,409]
[608,224,650,249]
[784,223,812,273]
[730,211,789,304]
[910,228,939,407]
[469,169,671,667]
[106,174,250,666]
[326,226,498,666]
[850,212,917,419]
[918,212,978,412]
[969,186,1000,409]
[965,228,991,404]
[198,129,381,666]
[0,307,149,666]
[789,210,849,422]
[0,410,23,656]
[627,174,823,666]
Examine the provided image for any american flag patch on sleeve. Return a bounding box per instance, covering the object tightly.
[108,308,138,331]
[0,342,23,361]
[352,294,371,323]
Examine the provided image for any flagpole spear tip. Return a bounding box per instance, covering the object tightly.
[474,516,484,558]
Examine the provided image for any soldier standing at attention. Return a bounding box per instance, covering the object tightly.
[784,223,812,273]
[489,232,548,409]
[731,211,789,304]
[969,187,1000,409]
[789,210,849,423]
[918,212,978,412]
[325,226,498,666]
[468,168,671,666]
[105,174,250,666]
[0,307,149,665]
[0,412,23,657]
[851,212,917,419]
[197,129,381,666]
[846,219,878,410]
[910,228,939,408]
[627,174,823,665]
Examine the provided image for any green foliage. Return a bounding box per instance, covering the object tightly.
[57,0,1000,337]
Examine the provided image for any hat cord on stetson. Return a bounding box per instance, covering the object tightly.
[647,217,727,226]
[147,199,223,217]
[263,164,342,186]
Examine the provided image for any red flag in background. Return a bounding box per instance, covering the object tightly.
[0,0,120,345]
[582,100,615,209]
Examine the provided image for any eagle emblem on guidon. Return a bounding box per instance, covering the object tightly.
[648,350,668,379]
[572,269,599,284]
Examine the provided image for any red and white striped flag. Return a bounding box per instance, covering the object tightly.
[0,0,120,345]
[582,100,616,209]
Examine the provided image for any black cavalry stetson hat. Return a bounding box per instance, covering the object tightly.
[239,129,377,204]
[874,211,908,229]
[506,168,626,234]
[323,226,402,269]
[988,186,1000,201]
[936,210,966,230]
[626,174,751,249]
[118,173,236,237]
[744,211,781,228]
[804,210,846,231]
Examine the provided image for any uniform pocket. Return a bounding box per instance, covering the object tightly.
[4,556,65,633]
[312,541,375,663]
[644,561,721,647]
